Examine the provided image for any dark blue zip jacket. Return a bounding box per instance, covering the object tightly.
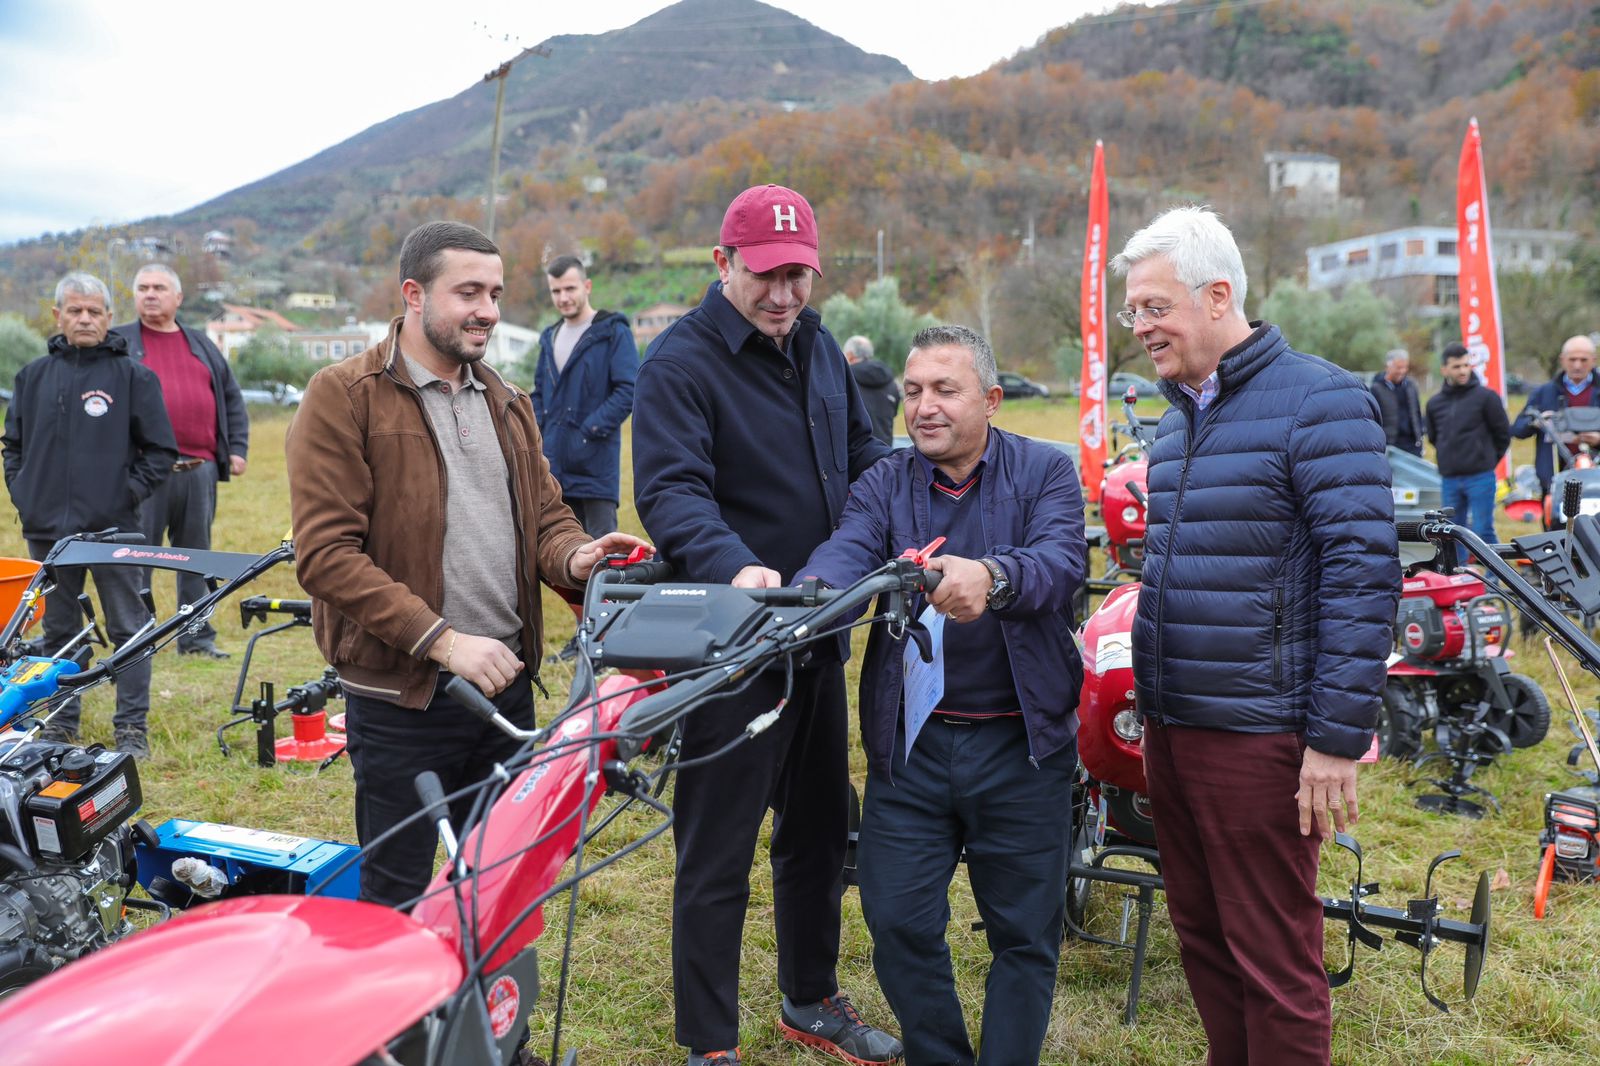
[112,320,249,479]
[800,427,1085,777]
[531,310,638,504]
[1132,324,1400,759]
[1511,369,1600,491]
[2,333,178,541]
[633,282,888,659]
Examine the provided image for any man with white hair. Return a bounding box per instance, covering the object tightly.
[843,334,900,445]
[112,263,249,658]
[1112,206,1399,1064]
[2,272,177,756]
[1369,348,1423,456]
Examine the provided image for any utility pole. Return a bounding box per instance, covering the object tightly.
[482,43,550,240]
[876,229,884,282]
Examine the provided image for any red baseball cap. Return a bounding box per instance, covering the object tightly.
[719,184,822,276]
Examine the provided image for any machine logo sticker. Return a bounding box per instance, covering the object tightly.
[486,975,520,1039]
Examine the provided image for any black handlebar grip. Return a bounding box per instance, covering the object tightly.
[1394,521,1425,543]
[1127,482,1148,507]
[1564,478,1583,522]
[922,569,942,594]
[445,675,501,723]
[413,770,450,825]
[98,530,147,544]
[614,558,675,584]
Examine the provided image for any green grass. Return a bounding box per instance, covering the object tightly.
[8,401,1600,1064]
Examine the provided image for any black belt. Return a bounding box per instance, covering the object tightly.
[173,457,207,472]
[934,711,1021,726]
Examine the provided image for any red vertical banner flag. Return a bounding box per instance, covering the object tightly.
[1078,141,1109,502]
[1457,116,1509,479]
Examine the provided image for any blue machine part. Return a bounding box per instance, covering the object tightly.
[0,657,82,728]
[136,818,362,900]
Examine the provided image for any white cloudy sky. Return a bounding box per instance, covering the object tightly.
[0,0,1123,244]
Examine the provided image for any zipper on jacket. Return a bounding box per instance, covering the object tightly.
[1150,409,1195,720]
[1271,587,1283,688]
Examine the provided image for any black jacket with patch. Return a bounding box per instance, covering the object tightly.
[2,333,178,541]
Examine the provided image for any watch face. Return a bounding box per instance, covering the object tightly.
[987,580,1017,611]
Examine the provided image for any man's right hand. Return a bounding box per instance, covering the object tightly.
[732,565,781,588]
[429,629,523,697]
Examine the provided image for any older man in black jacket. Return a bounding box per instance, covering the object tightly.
[1426,342,1512,543]
[1370,348,1423,456]
[3,272,177,756]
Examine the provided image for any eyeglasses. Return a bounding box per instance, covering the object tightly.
[1115,304,1177,329]
[1116,282,1214,328]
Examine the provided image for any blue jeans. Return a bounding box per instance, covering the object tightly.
[1441,470,1498,544]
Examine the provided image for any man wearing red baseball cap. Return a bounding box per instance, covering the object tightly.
[633,185,900,1066]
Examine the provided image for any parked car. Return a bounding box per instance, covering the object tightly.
[1505,372,1528,395]
[998,371,1050,399]
[240,383,302,406]
[1109,371,1162,400]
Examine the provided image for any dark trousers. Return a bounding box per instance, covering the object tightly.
[26,538,152,734]
[671,662,848,1050]
[858,716,1074,1066]
[343,671,536,909]
[1143,723,1329,1066]
[140,459,219,651]
[564,497,617,540]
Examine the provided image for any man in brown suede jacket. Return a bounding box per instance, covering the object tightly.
[287,221,649,907]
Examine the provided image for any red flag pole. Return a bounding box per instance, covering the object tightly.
[1078,141,1109,502]
[1456,116,1509,480]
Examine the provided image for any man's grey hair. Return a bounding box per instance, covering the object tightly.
[133,262,182,293]
[908,324,997,391]
[1110,205,1248,316]
[1384,348,1410,368]
[54,271,112,313]
[843,335,874,361]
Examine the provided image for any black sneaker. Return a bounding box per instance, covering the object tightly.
[778,993,903,1064]
[687,1049,741,1066]
[37,723,77,745]
[179,643,231,659]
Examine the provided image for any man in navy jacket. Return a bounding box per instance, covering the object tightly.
[802,324,1085,1066]
[1511,335,1600,496]
[531,255,638,538]
[1113,207,1399,1064]
[632,185,897,1066]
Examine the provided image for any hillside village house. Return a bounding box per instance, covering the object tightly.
[634,302,690,350]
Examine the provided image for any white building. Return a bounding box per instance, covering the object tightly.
[1264,151,1340,209]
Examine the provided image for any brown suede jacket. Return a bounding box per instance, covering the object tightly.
[285,316,590,708]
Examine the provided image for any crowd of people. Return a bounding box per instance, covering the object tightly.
[5,185,1592,1066]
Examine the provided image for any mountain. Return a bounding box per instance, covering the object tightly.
[177,0,911,238]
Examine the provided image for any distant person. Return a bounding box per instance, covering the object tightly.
[844,334,900,445]
[2,272,177,758]
[531,255,638,663]
[632,184,898,1066]
[287,221,649,908]
[1512,334,1600,497]
[1427,342,1511,543]
[1369,348,1423,456]
[112,263,250,658]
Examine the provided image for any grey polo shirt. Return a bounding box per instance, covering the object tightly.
[402,352,523,651]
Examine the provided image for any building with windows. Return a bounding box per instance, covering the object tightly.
[634,302,691,350]
[1305,226,1577,315]
[1264,151,1340,211]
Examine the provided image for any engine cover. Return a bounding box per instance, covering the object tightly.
[1397,597,1452,659]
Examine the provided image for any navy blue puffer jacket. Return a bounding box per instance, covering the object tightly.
[1131,324,1400,759]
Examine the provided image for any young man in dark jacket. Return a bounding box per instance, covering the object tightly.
[1114,207,1399,1064]
[632,184,898,1066]
[802,324,1085,1066]
[1426,342,1512,543]
[844,334,901,445]
[2,272,178,756]
[1369,348,1423,456]
[531,255,638,537]
[113,263,250,658]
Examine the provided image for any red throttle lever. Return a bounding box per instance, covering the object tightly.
[898,537,946,593]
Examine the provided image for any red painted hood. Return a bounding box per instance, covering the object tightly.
[0,894,463,1065]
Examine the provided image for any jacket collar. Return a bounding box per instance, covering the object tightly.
[912,423,1002,486]
[700,281,820,361]
[48,331,130,359]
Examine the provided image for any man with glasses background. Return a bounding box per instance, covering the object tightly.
[1112,206,1399,1065]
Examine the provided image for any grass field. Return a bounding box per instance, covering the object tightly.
[10,398,1600,1065]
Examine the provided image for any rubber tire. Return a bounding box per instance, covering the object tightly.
[0,943,55,1000]
[1377,680,1425,760]
[1500,673,1552,749]
[1064,815,1094,933]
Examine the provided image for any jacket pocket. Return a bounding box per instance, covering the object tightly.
[1271,587,1283,688]
[822,392,849,472]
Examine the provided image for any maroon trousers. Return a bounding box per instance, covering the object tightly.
[1143,722,1330,1066]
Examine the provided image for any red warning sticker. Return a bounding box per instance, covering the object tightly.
[486,975,520,1040]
